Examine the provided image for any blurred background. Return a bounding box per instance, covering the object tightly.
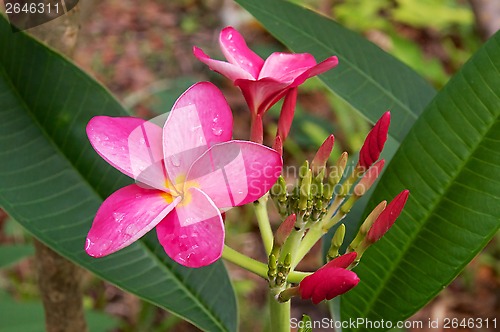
[0,0,499,331]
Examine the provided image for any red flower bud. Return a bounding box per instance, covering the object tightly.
[322,252,357,269]
[354,159,385,196]
[358,112,390,169]
[299,267,359,304]
[311,134,335,175]
[275,214,296,247]
[367,190,410,243]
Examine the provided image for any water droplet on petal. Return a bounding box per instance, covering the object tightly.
[211,127,223,136]
[125,224,138,236]
[170,155,181,167]
[113,212,125,223]
[85,238,93,251]
[100,240,112,251]
[103,136,109,141]
[191,124,202,132]
[139,138,146,145]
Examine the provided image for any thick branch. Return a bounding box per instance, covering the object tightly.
[34,240,87,332]
[29,2,86,331]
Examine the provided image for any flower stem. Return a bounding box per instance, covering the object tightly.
[292,208,347,269]
[222,245,268,279]
[253,194,274,255]
[222,245,309,282]
[269,289,290,332]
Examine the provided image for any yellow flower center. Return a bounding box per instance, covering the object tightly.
[161,175,199,206]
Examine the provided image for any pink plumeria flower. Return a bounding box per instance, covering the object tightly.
[299,253,359,304]
[85,82,282,267]
[193,26,338,117]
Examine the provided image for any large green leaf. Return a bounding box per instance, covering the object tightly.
[0,17,236,332]
[341,31,500,330]
[235,0,436,142]
[0,244,34,268]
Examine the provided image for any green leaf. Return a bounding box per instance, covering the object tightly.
[0,17,236,332]
[0,290,119,332]
[341,31,500,329]
[235,0,436,142]
[0,244,34,268]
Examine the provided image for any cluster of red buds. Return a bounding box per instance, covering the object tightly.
[268,112,410,304]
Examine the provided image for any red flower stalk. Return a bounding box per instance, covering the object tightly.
[311,134,335,175]
[299,253,359,304]
[367,190,410,243]
[358,112,390,169]
[250,114,263,144]
[276,88,298,143]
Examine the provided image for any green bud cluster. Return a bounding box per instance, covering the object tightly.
[270,158,346,226]
[268,252,291,287]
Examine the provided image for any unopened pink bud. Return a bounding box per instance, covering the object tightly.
[275,214,296,247]
[299,267,359,304]
[367,190,410,243]
[311,134,335,175]
[358,112,390,169]
[354,159,385,196]
[276,88,298,142]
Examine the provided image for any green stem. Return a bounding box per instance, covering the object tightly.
[222,245,268,279]
[292,208,347,269]
[287,271,310,284]
[278,227,305,265]
[254,194,274,255]
[222,246,309,283]
[291,223,323,269]
[269,289,290,332]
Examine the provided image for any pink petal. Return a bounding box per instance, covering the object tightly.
[85,184,180,257]
[219,27,264,79]
[291,56,339,87]
[258,52,316,82]
[234,77,290,115]
[186,141,283,209]
[87,116,166,190]
[163,82,233,188]
[156,187,224,267]
[193,46,255,81]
